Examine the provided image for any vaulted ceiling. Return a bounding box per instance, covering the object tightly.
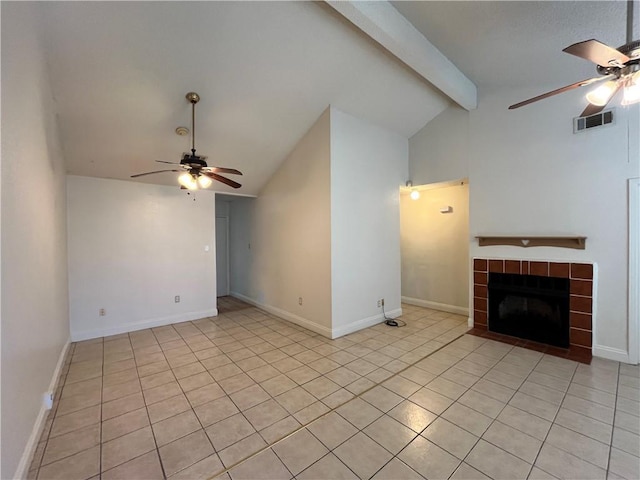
[34,1,631,195]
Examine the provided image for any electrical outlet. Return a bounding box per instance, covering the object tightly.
[377,299,381,308]
[298,297,303,305]
[99,308,106,316]
[43,392,54,410]
[175,295,180,303]
[381,298,385,307]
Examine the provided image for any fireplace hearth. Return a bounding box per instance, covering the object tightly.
[472,258,593,361]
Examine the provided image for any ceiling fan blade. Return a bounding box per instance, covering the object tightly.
[580,82,622,117]
[202,167,243,176]
[563,39,630,67]
[155,160,182,165]
[509,76,611,110]
[130,169,180,178]
[203,172,242,189]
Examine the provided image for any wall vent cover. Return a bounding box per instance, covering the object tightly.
[574,109,614,133]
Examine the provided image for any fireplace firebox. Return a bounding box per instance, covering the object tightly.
[488,272,570,348]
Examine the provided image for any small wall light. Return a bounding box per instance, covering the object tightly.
[406,181,420,200]
[440,206,453,214]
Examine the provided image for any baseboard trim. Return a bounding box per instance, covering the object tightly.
[70,308,218,341]
[468,317,473,328]
[331,308,403,339]
[230,292,333,338]
[401,296,469,316]
[593,344,630,363]
[15,339,71,479]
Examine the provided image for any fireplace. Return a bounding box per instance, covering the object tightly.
[473,259,593,360]
[488,272,569,348]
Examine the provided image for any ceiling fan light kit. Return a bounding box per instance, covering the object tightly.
[131,92,243,189]
[509,0,640,115]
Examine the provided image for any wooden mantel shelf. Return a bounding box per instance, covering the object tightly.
[476,236,587,250]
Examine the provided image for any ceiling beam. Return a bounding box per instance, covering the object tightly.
[325,1,477,111]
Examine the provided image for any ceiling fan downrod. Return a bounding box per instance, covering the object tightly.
[186,92,200,157]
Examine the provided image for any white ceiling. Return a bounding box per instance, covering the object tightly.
[392,1,631,91]
[35,1,634,195]
[37,1,450,195]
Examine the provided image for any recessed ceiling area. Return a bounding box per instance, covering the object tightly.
[38,1,452,195]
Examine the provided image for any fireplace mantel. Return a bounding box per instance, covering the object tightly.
[476,236,586,250]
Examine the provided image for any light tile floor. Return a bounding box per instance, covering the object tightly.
[28,298,639,480]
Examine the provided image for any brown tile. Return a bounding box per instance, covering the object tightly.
[549,262,570,278]
[159,430,215,477]
[570,295,593,314]
[570,328,592,348]
[143,381,183,405]
[530,261,549,276]
[37,445,99,480]
[102,408,150,443]
[570,279,593,297]
[61,377,102,399]
[473,259,488,272]
[474,297,487,311]
[56,390,102,416]
[218,433,268,468]
[178,372,215,392]
[50,405,101,437]
[473,285,488,298]
[169,454,224,480]
[488,260,504,273]
[567,346,592,364]
[138,360,171,378]
[474,272,488,286]
[140,370,176,390]
[103,368,139,387]
[570,312,592,331]
[185,382,226,408]
[102,379,141,403]
[205,413,257,451]
[172,362,206,379]
[41,424,100,466]
[571,263,593,279]
[101,426,156,471]
[102,450,164,480]
[505,260,521,274]
[147,394,191,424]
[152,410,202,447]
[193,396,239,427]
[102,392,145,420]
[474,311,487,326]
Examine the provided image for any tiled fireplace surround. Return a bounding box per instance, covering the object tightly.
[472,258,593,363]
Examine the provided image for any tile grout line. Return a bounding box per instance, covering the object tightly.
[203,326,471,480]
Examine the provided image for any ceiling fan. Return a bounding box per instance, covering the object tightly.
[509,0,640,116]
[131,92,242,189]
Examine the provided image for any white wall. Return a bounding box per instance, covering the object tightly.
[400,182,469,314]
[1,3,71,477]
[67,176,217,340]
[409,83,640,361]
[330,108,408,336]
[235,109,333,335]
[410,105,469,184]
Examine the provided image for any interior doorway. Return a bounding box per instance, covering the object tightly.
[399,179,470,316]
[215,215,230,297]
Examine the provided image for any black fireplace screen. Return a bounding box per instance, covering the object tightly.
[488,272,570,348]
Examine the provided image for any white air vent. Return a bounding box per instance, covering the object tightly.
[574,109,615,133]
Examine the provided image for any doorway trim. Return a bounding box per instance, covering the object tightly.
[629,178,640,364]
[215,215,230,297]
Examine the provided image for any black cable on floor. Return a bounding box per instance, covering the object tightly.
[382,303,406,327]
